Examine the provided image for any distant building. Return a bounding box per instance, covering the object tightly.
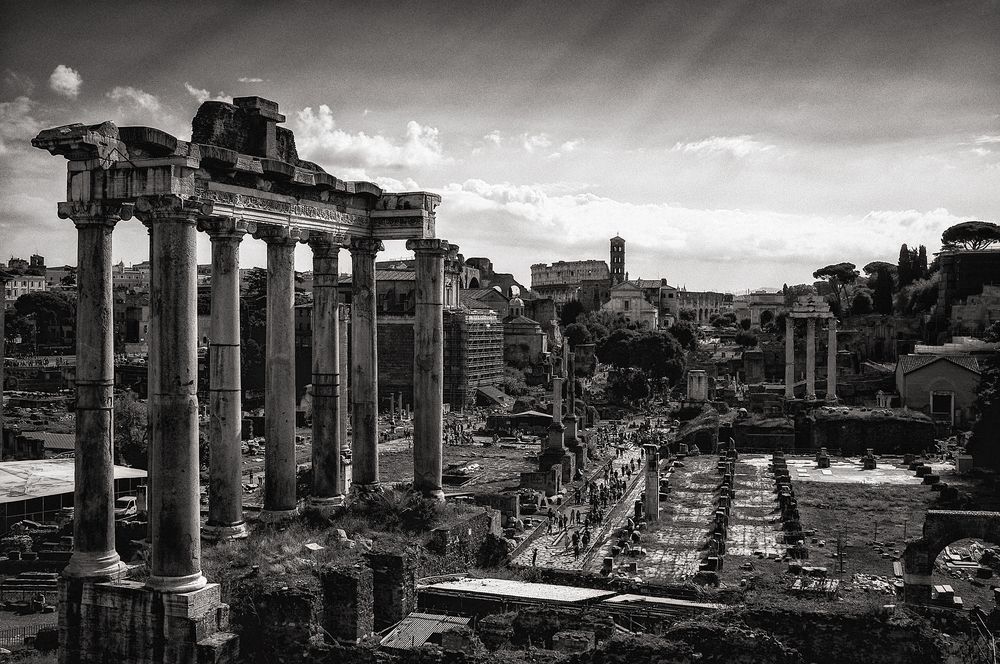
[895,354,982,427]
[44,264,76,289]
[111,261,149,292]
[530,259,610,310]
[733,290,785,327]
[610,235,626,285]
[4,274,47,302]
[950,285,1000,335]
[602,281,659,327]
[936,248,1000,321]
[677,289,730,324]
[503,296,549,382]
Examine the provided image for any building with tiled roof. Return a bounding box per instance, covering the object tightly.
[895,353,982,426]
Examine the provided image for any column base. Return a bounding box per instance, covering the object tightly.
[418,488,446,502]
[351,483,383,497]
[259,507,301,523]
[146,571,208,594]
[826,395,838,404]
[309,495,346,508]
[63,550,128,580]
[202,521,250,541]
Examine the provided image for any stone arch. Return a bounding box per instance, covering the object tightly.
[902,510,1000,604]
[759,309,775,327]
[468,277,480,289]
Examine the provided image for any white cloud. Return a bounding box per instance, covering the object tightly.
[433,179,967,289]
[238,77,264,83]
[973,135,1000,145]
[48,65,81,98]
[293,105,448,169]
[107,86,162,113]
[970,147,993,157]
[4,70,34,96]
[184,82,233,104]
[483,130,502,146]
[672,134,775,158]
[559,139,583,152]
[521,132,552,153]
[0,96,42,154]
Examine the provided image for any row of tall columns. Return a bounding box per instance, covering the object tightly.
[59,192,447,587]
[784,316,838,402]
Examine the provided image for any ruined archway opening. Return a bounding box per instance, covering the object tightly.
[929,537,1000,609]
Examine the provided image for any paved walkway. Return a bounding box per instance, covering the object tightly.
[511,446,644,570]
[726,456,782,557]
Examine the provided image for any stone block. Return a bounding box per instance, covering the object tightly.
[552,630,595,653]
[922,474,940,485]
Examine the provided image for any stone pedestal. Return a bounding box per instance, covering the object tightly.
[59,577,237,664]
[256,227,302,520]
[407,238,449,500]
[138,195,208,593]
[58,202,128,579]
[349,238,383,487]
[309,233,345,506]
[200,218,252,541]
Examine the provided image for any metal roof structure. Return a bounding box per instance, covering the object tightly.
[420,577,616,603]
[19,431,75,451]
[898,354,980,375]
[379,612,470,651]
[0,459,146,504]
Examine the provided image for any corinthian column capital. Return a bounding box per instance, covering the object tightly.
[306,231,347,257]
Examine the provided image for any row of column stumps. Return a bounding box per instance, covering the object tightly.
[784,316,838,402]
[58,193,450,593]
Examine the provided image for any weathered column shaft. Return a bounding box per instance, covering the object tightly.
[784,317,794,399]
[350,238,383,487]
[202,218,252,539]
[59,202,126,579]
[805,318,816,400]
[548,376,565,451]
[257,227,301,517]
[339,305,349,453]
[138,194,207,592]
[408,238,449,500]
[309,234,344,504]
[827,318,838,401]
[564,350,579,442]
[644,444,659,522]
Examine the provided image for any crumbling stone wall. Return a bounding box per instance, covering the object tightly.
[366,551,416,630]
[807,411,934,455]
[423,509,502,574]
[319,565,375,642]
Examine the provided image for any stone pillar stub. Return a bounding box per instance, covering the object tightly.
[58,201,130,580]
[349,237,384,488]
[254,225,305,520]
[309,232,346,506]
[135,194,210,593]
[199,217,254,540]
[644,444,659,522]
[407,238,449,501]
[826,318,838,403]
[805,317,816,400]
[784,316,794,400]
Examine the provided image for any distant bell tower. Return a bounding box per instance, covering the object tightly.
[610,235,626,284]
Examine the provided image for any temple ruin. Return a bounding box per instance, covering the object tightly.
[31,97,445,663]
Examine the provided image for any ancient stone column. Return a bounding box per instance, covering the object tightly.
[58,201,128,579]
[200,217,253,540]
[339,304,350,453]
[255,226,303,520]
[563,350,579,443]
[805,317,816,400]
[644,444,659,522]
[349,237,384,488]
[0,274,6,445]
[407,238,449,500]
[784,316,794,400]
[548,377,565,450]
[309,233,344,505]
[136,194,209,592]
[826,318,838,402]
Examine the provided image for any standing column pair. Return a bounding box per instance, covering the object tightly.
[201,217,254,541]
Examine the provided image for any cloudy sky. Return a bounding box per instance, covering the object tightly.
[1,0,998,292]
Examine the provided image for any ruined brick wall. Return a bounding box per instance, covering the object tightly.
[377,317,416,406]
[319,565,374,642]
[365,552,416,630]
[422,509,502,575]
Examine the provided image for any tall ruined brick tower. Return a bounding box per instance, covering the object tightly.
[610,235,626,285]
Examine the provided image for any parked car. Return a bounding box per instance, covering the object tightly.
[114,496,138,519]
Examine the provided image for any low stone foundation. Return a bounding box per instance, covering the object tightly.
[60,577,238,664]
